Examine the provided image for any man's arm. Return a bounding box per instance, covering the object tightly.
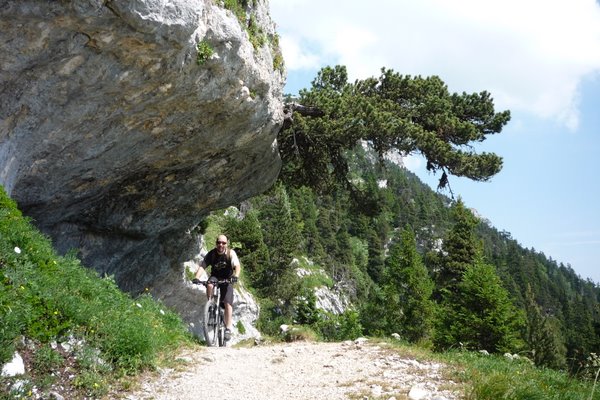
[194,258,207,280]
[231,250,241,279]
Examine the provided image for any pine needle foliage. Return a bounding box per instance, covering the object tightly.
[279,65,510,193]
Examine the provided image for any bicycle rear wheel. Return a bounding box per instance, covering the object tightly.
[203,300,219,347]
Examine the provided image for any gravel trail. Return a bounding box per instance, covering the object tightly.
[127,340,461,400]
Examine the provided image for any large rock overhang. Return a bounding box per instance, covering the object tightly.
[0,0,284,294]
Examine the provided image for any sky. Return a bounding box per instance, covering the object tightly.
[269,0,600,284]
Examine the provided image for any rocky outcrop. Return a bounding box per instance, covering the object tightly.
[314,285,351,315]
[0,0,284,313]
[294,258,352,315]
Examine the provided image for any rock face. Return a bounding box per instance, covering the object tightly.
[0,0,284,309]
[294,259,352,315]
[314,286,351,315]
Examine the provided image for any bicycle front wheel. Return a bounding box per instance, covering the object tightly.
[203,300,219,347]
[218,308,225,347]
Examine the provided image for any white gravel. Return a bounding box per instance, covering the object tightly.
[127,340,461,400]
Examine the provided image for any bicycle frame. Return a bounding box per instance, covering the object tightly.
[201,280,229,347]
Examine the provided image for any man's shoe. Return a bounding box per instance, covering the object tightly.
[224,329,231,341]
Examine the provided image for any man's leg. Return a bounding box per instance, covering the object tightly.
[206,283,213,300]
[223,284,234,341]
[224,303,233,331]
[207,276,218,300]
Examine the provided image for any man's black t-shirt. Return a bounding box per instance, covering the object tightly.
[203,249,233,280]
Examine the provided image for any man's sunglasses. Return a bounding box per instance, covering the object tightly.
[216,241,227,245]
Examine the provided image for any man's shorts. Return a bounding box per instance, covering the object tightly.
[208,276,234,306]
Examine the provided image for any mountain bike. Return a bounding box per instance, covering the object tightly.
[195,279,232,347]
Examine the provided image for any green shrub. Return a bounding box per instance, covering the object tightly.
[75,345,112,374]
[270,33,284,72]
[273,52,284,72]
[222,0,248,22]
[294,289,320,325]
[236,320,246,335]
[283,325,318,342]
[256,298,292,337]
[73,369,109,398]
[32,344,63,374]
[196,40,214,65]
[247,15,266,49]
[314,310,363,341]
[221,0,266,50]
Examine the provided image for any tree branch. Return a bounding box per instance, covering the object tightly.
[282,102,325,130]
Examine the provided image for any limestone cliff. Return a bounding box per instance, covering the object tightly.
[0,0,284,309]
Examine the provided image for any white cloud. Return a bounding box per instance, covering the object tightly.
[278,35,321,70]
[270,0,600,130]
[402,154,424,172]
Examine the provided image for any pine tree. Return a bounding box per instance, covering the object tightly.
[256,184,301,305]
[435,258,524,353]
[294,287,320,325]
[224,210,270,292]
[366,228,385,283]
[289,187,325,260]
[437,198,479,294]
[359,285,388,336]
[279,66,510,193]
[383,227,435,342]
[524,285,567,369]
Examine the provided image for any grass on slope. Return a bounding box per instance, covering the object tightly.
[0,186,193,398]
[377,339,600,400]
[443,349,600,400]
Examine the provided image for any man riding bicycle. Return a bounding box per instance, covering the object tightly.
[193,234,240,341]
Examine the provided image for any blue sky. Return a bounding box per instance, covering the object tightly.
[269,0,600,284]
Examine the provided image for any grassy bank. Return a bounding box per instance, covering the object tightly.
[0,186,193,398]
[444,349,600,400]
[381,339,600,400]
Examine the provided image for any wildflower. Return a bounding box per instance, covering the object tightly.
[160,309,165,315]
[136,303,142,308]
[14,247,21,254]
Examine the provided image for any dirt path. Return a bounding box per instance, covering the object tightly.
[126,339,461,400]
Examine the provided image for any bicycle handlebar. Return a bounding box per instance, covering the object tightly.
[192,278,234,286]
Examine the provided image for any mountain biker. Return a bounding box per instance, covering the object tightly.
[192,234,240,341]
